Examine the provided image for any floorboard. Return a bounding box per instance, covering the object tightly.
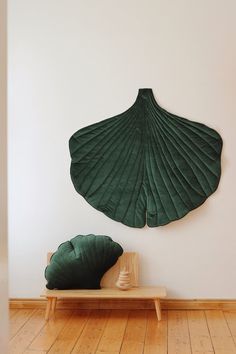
[144,310,167,354]
[10,309,36,340]
[205,310,236,354]
[71,309,110,354]
[224,310,236,345]
[9,309,19,318]
[47,310,90,354]
[29,310,72,351]
[10,309,46,354]
[8,308,236,354]
[120,310,147,354]
[168,310,192,354]
[96,309,129,354]
[187,310,214,354]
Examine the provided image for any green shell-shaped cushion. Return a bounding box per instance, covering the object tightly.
[69,88,222,228]
[45,234,123,290]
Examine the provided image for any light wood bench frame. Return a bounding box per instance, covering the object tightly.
[41,252,166,321]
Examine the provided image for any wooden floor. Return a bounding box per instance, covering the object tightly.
[9,308,236,354]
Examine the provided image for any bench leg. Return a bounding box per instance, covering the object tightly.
[45,297,53,321]
[51,297,57,317]
[154,298,161,321]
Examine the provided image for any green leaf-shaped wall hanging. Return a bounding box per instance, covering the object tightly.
[69,88,222,228]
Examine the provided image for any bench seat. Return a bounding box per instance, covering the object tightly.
[41,286,166,321]
[42,252,167,321]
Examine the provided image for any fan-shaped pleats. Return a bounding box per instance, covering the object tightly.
[45,235,123,290]
[69,89,222,227]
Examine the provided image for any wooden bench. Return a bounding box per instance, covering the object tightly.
[41,252,166,321]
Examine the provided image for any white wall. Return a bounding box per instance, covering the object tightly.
[0,0,8,350]
[8,0,236,298]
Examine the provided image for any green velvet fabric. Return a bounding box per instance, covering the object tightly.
[69,88,222,228]
[45,235,123,290]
